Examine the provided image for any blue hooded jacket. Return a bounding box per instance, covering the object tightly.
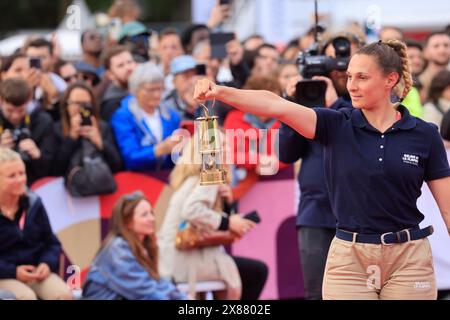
[110,97,181,172]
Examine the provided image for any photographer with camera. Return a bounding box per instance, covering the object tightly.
[53,82,122,196]
[0,78,56,186]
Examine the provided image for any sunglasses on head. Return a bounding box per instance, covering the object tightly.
[119,191,145,214]
[123,191,144,201]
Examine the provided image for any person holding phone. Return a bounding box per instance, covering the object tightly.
[207,0,232,30]
[25,38,68,120]
[194,40,450,300]
[53,82,122,179]
[158,134,268,300]
[1,52,60,121]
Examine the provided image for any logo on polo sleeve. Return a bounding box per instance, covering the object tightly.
[402,154,419,166]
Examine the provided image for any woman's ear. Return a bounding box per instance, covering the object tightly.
[386,72,400,90]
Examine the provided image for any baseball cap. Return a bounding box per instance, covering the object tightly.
[118,21,150,41]
[170,55,198,75]
[73,61,100,85]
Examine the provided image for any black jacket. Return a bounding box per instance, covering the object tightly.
[0,109,56,185]
[53,120,123,176]
[100,83,129,122]
[0,192,61,279]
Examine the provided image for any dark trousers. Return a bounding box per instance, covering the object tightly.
[232,256,268,300]
[298,227,335,300]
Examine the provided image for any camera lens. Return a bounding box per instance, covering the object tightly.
[332,37,351,58]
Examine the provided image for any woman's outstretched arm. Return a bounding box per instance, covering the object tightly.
[194,79,317,139]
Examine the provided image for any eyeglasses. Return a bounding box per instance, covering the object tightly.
[80,73,95,82]
[139,85,164,94]
[88,34,103,41]
[67,101,93,109]
[63,74,78,83]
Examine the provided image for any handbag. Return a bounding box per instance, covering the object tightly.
[175,220,238,251]
[65,139,117,197]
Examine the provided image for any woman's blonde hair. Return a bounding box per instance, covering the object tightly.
[0,148,21,165]
[169,134,202,190]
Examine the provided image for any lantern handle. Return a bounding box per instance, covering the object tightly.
[200,98,216,118]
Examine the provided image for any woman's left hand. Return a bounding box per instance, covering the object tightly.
[80,117,103,150]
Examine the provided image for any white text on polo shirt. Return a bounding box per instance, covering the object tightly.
[402,154,419,166]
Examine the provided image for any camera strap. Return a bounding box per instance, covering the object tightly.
[24,114,30,127]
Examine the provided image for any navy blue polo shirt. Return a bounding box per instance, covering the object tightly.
[313,104,450,234]
[279,98,352,229]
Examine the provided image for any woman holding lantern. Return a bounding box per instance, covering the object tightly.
[193,40,450,300]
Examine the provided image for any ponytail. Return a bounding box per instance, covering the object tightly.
[385,40,413,101]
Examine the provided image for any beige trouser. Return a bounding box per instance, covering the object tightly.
[0,273,73,300]
[323,237,437,300]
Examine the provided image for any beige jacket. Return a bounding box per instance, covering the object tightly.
[423,98,450,129]
[157,176,241,299]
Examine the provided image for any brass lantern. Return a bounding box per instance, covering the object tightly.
[196,104,227,186]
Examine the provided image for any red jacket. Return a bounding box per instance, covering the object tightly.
[223,110,288,171]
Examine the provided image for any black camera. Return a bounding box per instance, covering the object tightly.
[12,127,32,162]
[295,36,351,107]
[79,104,93,126]
[12,127,31,144]
[297,36,351,79]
